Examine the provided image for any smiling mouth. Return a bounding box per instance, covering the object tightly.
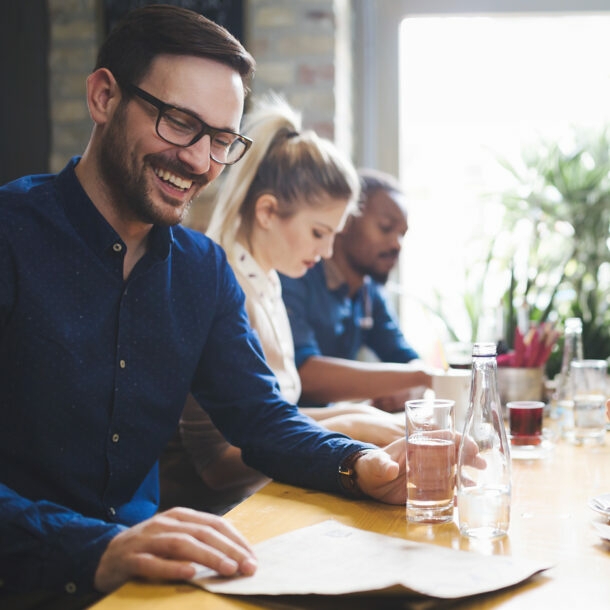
[153,167,193,191]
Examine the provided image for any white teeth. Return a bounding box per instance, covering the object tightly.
[154,168,192,190]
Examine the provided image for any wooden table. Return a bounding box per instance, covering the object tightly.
[92,437,610,609]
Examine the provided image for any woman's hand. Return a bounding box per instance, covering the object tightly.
[319,412,405,446]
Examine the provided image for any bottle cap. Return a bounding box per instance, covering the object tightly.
[472,342,497,357]
[565,317,582,331]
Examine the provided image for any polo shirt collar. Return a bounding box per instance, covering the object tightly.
[56,157,173,262]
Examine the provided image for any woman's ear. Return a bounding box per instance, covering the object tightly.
[254,194,279,230]
[85,68,121,125]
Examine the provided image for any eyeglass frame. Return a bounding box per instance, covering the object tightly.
[123,83,252,165]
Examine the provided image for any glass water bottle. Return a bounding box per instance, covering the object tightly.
[552,317,584,441]
[457,342,511,538]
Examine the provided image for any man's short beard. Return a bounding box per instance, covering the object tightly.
[98,101,192,227]
[348,255,390,286]
[369,270,390,285]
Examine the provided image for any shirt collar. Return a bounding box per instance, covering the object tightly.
[234,242,281,301]
[56,157,173,262]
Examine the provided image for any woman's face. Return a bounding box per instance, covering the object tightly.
[264,196,351,278]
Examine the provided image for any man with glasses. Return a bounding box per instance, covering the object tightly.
[0,5,408,608]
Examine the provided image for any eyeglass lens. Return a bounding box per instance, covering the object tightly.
[157,108,246,164]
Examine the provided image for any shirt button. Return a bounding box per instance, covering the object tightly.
[119,359,126,369]
[112,433,120,443]
[112,243,123,252]
[108,507,116,517]
[65,582,77,594]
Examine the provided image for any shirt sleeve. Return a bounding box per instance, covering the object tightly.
[364,283,419,363]
[0,482,125,594]
[279,274,322,368]
[190,257,373,494]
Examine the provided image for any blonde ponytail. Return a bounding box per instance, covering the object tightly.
[206,93,359,265]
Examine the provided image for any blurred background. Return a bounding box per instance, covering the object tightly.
[2,0,609,375]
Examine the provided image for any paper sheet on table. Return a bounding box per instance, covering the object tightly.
[191,519,551,599]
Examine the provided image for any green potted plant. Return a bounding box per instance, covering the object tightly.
[497,125,610,377]
[425,125,609,391]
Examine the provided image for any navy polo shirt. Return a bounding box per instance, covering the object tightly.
[0,158,370,595]
[280,261,419,369]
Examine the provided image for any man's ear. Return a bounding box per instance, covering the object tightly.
[254,194,279,230]
[85,68,121,125]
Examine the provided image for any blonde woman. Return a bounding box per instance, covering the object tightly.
[161,96,405,513]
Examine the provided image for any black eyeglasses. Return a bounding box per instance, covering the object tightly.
[124,84,252,165]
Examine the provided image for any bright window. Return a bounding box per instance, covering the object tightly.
[398,15,610,361]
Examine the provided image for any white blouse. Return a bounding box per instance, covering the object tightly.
[231,242,301,404]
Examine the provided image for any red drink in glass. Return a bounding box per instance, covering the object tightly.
[507,401,544,446]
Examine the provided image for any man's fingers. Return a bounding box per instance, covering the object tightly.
[125,552,198,583]
[94,509,258,593]
[139,514,257,575]
[356,448,402,500]
[162,507,254,553]
[370,452,400,481]
[135,531,255,576]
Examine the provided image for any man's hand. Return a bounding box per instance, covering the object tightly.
[94,507,257,593]
[354,433,485,505]
[353,438,406,504]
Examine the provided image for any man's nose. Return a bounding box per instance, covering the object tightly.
[176,134,212,175]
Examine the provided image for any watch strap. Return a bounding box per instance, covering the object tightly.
[337,448,373,498]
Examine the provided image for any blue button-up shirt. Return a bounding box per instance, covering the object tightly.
[280,261,419,370]
[0,159,370,595]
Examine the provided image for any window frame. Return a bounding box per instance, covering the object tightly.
[352,0,610,173]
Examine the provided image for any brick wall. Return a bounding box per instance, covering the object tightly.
[47,0,99,173]
[46,0,352,229]
[247,0,337,140]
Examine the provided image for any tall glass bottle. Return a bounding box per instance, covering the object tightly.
[552,317,584,441]
[457,342,511,538]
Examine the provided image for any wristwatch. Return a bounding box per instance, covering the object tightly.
[337,449,373,497]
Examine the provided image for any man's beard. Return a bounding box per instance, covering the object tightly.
[98,103,201,227]
[347,254,391,285]
[368,268,391,285]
